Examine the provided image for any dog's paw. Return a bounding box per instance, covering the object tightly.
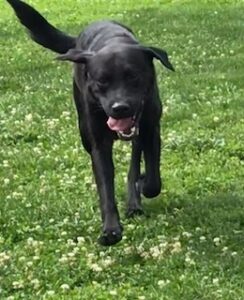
[139,175,161,198]
[142,184,161,198]
[98,226,123,246]
[126,206,144,218]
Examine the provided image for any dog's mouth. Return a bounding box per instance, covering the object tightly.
[107,116,139,141]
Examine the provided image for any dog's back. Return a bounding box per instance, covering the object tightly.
[78,21,138,51]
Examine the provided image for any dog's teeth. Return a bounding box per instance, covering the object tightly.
[117,126,139,140]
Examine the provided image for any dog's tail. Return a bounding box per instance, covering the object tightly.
[7,0,76,53]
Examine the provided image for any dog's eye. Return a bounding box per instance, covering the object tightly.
[125,71,139,82]
[97,77,109,88]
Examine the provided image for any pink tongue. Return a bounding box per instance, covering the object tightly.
[107,117,134,132]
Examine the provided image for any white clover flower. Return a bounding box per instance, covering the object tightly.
[67,239,76,246]
[90,263,102,272]
[171,241,182,254]
[231,251,237,257]
[63,218,69,224]
[163,106,169,114]
[99,251,105,257]
[0,252,10,266]
[71,245,78,252]
[3,178,10,185]
[87,254,95,260]
[200,236,206,242]
[35,225,41,231]
[3,160,9,167]
[47,119,56,129]
[182,232,192,238]
[25,202,32,208]
[127,224,135,230]
[179,274,185,281]
[124,246,133,255]
[67,252,76,258]
[101,257,115,267]
[157,279,170,287]
[12,191,21,198]
[74,212,80,218]
[31,279,40,289]
[61,231,67,236]
[26,261,33,267]
[212,278,219,285]
[149,246,161,258]
[185,256,195,265]
[46,290,55,296]
[25,113,33,122]
[159,242,168,249]
[61,111,70,117]
[59,256,68,264]
[12,280,24,289]
[213,116,219,122]
[91,183,96,190]
[27,237,34,245]
[18,256,26,262]
[77,236,85,244]
[60,283,70,291]
[109,290,117,296]
[213,237,221,246]
[11,108,17,115]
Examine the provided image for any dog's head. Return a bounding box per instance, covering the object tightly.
[58,44,174,140]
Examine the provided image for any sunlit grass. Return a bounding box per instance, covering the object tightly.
[0,0,244,299]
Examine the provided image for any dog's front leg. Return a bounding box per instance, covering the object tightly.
[127,137,144,217]
[91,142,123,246]
[141,124,162,198]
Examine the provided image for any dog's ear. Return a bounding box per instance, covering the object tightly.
[144,46,175,71]
[56,49,94,63]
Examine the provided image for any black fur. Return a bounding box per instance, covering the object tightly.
[7,0,174,246]
[6,0,75,53]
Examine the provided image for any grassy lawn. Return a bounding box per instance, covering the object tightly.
[0,0,244,299]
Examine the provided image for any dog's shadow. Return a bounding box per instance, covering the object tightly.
[119,189,242,243]
[74,191,243,290]
[102,191,243,258]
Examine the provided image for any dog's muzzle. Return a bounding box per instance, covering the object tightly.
[117,124,139,141]
[107,101,144,141]
[107,110,142,141]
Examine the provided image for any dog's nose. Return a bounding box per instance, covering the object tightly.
[112,102,130,115]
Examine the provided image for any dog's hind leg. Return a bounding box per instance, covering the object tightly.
[126,137,144,217]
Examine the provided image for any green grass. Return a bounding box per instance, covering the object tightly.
[0,0,244,299]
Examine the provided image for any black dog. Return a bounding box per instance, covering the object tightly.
[7,0,174,246]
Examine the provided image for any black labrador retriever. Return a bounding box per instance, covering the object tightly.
[7,0,174,246]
